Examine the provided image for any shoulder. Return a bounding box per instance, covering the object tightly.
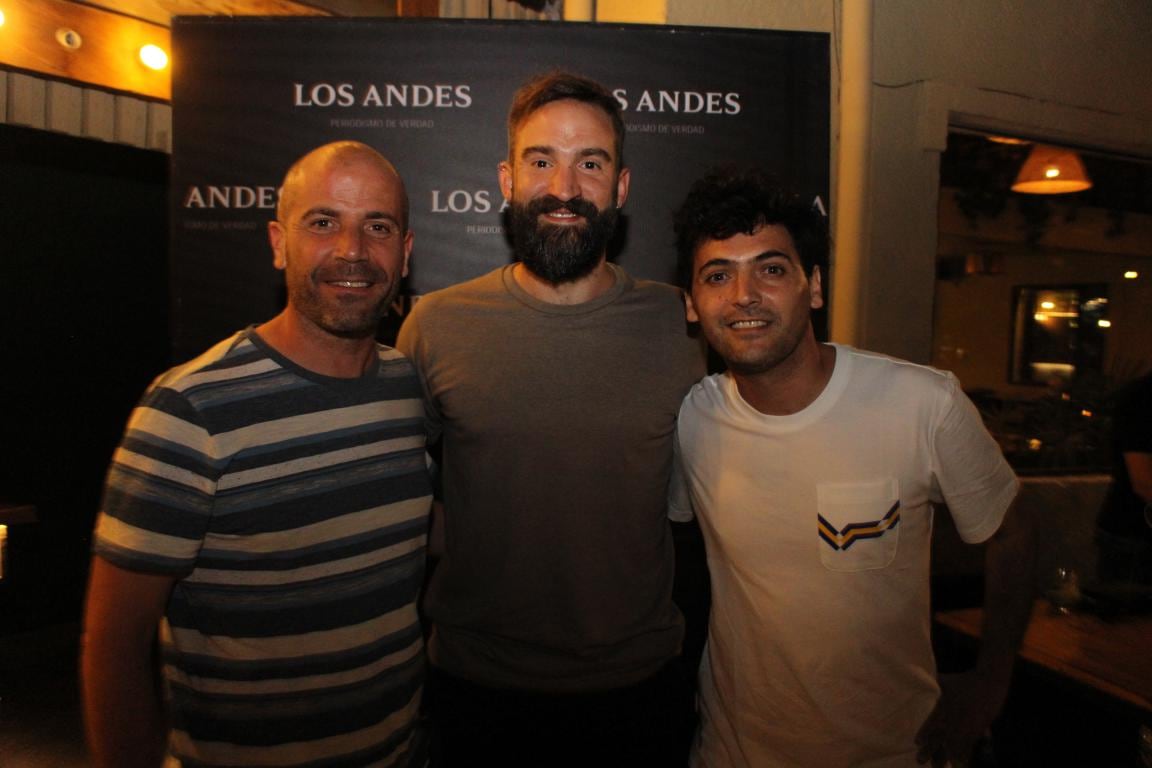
[411,267,507,311]
[838,345,959,396]
[375,344,420,379]
[681,373,729,414]
[615,270,696,326]
[625,273,687,307]
[151,331,260,391]
[399,268,512,356]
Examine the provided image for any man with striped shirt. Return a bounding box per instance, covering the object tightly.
[82,141,432,767]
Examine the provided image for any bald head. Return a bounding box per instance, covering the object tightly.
[277,141,409,231]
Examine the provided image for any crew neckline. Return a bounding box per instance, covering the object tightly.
[723,343,852,430]
[501,263,630,315]
[245,326,382,387]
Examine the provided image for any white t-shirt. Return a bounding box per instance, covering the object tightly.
[671,344,1018,768]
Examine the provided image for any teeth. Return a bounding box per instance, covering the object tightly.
[332,281,370,288]
[730,320,767,329]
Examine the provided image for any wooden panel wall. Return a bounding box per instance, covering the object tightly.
[1,69,172,152]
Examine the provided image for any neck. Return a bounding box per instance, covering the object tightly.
[512,258,614,305]
[733,338,836,416]
[255,310,377,378]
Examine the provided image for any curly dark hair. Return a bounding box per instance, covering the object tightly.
[673,166,827,291]
[507,70,625,167]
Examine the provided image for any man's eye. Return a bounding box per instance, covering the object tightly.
[765,264,785,275]
[580,160,602,170]
[366,222,397,237]
[530,159,550,169]
[703,272,728,284]
[307,218,335,230]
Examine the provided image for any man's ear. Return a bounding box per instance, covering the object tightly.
[268,221,287,270]
[498,161,513,202]
[809,265,824,310]
[615,166,631,208]
[684,289,700,324]
[401,230,414,278]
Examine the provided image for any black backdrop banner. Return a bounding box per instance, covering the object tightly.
[171,19,829,360]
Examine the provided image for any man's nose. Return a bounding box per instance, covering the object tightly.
[547,165,579,200]
[336,228,365,260]
[731,271,760,307]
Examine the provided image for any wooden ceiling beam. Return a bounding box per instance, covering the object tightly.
[73,1,333,26]
[0,0,174,99]
[0,0,433,102]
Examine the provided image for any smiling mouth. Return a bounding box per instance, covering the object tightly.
[543,209,581,222]
[729,319,769,329]
[328,280,373,289]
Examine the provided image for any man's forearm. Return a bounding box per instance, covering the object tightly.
[1123,452,1152,506]
[978,503,1035,677]
[82,557,176,768]
[82,626,169,768]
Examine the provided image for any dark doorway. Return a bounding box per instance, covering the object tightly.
[0,123,170,632]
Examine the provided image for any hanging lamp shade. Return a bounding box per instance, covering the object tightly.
[1012,144,1092,194]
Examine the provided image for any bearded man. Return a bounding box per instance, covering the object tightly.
[397,71,705,766]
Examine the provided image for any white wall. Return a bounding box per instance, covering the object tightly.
[669,0,1152,362]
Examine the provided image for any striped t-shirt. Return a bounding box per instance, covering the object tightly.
[93,329,432,767]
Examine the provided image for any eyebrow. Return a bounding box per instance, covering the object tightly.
[299,206,401,226]
[697,249,793,275]
[520,145,614,163]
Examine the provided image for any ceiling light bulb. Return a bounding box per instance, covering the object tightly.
[1044,167,1060,179]
[139,44,169,71]
[1124,271,1139,279]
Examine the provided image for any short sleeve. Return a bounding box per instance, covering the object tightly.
[93,385,218,574]
[932,374,1019,544]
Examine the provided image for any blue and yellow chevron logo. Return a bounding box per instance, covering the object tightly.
[818,501,901,551]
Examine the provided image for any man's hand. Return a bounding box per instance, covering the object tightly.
[918,498,1033,766]
[915,669,1009,765]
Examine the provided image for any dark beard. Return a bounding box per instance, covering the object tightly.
[509,195,618,284]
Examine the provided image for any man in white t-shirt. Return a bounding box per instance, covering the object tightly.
[669,167,1034,767]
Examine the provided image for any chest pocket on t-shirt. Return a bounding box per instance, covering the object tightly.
[816,478,901,571]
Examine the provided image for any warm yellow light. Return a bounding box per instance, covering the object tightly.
[0,9,6,27]
[1040,301,1055,309]
[1098,319,1112,328]
[1033,313,1048,322]
[1012,144,1092,194]
[1028,438,1043,451]
[1081,410,1093,418]
[1125,271,1139,279]
[139,44,168,71]
[987,135,1030,146]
